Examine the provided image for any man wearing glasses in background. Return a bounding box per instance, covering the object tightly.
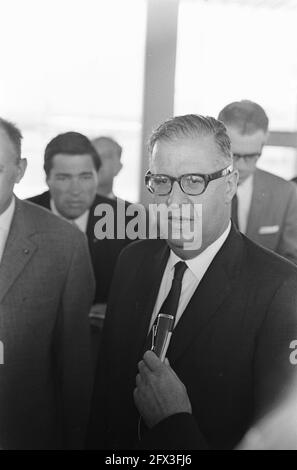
[88,114,297,450]
[218,100,297,264]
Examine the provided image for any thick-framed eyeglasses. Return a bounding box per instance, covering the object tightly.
[233,152,261,163]
[145,164,233,196]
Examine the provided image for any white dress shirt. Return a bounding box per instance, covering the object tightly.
[50,199,89,233]
[0,197,15,263]
[149,222,231,331]
[237,175,254,234]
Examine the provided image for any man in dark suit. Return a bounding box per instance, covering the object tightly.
[87,114,297,450]
[28,131,135,306]
[0,118,94,449]
[218,100,297,264]
[28,132,141,361]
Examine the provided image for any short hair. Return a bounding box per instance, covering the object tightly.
[92,136,122,158]
[218,100,269,135]
[44,131,101,176]
[0,117,23,160]
[148,114,232,166]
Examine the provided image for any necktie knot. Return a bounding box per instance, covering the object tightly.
[173,261,187,282]
[143,260,187,355]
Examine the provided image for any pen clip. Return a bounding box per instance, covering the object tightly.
[151,324,158,350]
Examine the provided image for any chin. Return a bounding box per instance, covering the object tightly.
[63,209,84,220]
[167,236,185,248]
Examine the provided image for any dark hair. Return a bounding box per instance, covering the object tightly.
[0,117,23,160]
[44,131,101,176]
[148,114,232,166]
[218,100,269,135]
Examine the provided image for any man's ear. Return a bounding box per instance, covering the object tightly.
[15,158,27,184]
[263,130,269,145]
[256,130,269,163]
[114,159,123,177]
[45,170,52,186]
[226,169,238,204]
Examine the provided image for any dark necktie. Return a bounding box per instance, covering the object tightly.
[144,261,188,352]
[159,261,188,319]
[138,260,188,441]
[231,193,239,228]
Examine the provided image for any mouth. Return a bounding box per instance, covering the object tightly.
[67,201,83,206]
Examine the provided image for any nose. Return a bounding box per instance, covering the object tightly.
[68,177,82,195]
[167,181,188,206]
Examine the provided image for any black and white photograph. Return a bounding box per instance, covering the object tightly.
[1,0,297,454]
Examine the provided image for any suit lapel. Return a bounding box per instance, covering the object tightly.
[167,227,244,363]
[0,199,37,303]
[246,170,266,238]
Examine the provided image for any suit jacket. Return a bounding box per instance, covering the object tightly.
[87,225,297,450]
[0,199,95,449]
[28,191,137,303]
[245,169,297,264]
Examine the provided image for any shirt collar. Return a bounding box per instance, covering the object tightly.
[50,199,89,233]
[168,221,231,280]
[0,196,15,232]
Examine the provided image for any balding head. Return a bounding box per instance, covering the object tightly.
[218,100,269,135]
[92,136,123,197]
[218,100,269,184]
[92,137,122,160]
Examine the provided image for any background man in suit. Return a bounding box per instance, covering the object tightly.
[91,136,123,199]
[28,132,136,363]
[218,100,297,264]
[0,118,94,449]
[88,114,297,450]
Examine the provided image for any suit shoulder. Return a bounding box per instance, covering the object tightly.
[92,194,117,208]
[256,169,296,193]
[118,238,166,260]
[244,234,297,280]
[26,190,50,205]
[20,200,86,242]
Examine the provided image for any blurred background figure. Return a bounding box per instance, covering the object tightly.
[238,387,297,450]
[28,132,135,366]
[92,136,123,199]
[218,100,297,264]
[29,132,100,227]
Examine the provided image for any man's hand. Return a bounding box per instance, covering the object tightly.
[133,350,192,429]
